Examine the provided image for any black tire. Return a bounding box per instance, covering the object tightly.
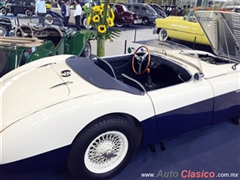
[0,49,9,77]
[80,41,91,58]
[45,14,53,25]
[142,17,150,25]
[67,115,140,180]
[82,17,92,29]
[25,9,32,16]
[1,8,8,16]
[0,25,9,36]
[158,28,170,41]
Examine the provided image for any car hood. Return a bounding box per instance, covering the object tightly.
[195,11,240,62]
[0,60,100,132]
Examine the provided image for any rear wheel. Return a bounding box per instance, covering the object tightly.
[142,17,150,25]
[81,41,91,58]
[158,28,169,41]
[1,7,8,16]
[67,115,140,180]
[0,49,9,77]
[0,25,8,36]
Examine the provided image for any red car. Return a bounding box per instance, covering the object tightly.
[109,3,142,27]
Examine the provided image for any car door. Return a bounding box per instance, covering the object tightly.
[147,78,214,141]
[178,13,205,43]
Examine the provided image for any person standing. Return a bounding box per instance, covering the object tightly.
[35,0,46,27]
[182,5,190,16]
[61,0,70,27]
[52,0,60,8]
[169,5,179,16]
[74,0,82,31]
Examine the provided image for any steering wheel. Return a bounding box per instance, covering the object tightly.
[132,45,151,75]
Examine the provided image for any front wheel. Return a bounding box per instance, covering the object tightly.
[81,41,91,58]
[82,18,92,29]
[67,115,140,180]
[45,14,53,25]
[25,9,32,16]
[0,25,9,36]
[158,28,170,42]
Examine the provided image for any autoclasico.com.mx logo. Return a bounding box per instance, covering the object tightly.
[141,170,239,178]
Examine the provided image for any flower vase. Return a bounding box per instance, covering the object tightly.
[97,38,105,57]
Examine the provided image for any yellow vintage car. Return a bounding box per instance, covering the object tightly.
[153,11,210,45]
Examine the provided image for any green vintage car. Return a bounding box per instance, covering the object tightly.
[0,20,91,76]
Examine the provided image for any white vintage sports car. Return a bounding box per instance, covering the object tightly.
[0,11,240,180]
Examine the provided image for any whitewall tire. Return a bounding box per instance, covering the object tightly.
[67,115,140,180]
[45,14,53,25]
[0,25,8,36]
[158,28,169,42]
[83,18,92,29]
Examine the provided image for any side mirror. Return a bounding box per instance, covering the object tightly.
[194,73,204,81]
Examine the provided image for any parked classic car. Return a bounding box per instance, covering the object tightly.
[148,3,167,18]
[0,16,12,36]
[109,3,141,27]
[126,3,159,25]
[153,10,210,45]
[46,4,91,29]
[0,11,239,180]
[0,17,91,76]
[0,0,35,16]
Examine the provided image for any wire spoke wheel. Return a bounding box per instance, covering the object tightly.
[84,131,128,174]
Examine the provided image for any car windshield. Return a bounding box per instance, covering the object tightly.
[15,15,64,28]
[135,39,203,73]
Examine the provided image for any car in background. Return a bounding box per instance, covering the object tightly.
[109,3,141,27]
[0,16,12,36]
[0,0,35,16]
[126,3,159,25]
[148,3,166,18]
[153,10,210,45]
[219,5,240,13]
[46,4,91,29]
[0,16,91,76]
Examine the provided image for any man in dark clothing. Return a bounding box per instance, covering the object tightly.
[169,5,179,16]
[61,0,70,27]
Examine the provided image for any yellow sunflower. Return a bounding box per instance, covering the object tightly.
[92,6,100,12]
[92,15,100,23]
[98,25,107,33]
[99,10,103,17]
[87,14,92,24]
[110,9,115,20]
[107,18,114,27]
